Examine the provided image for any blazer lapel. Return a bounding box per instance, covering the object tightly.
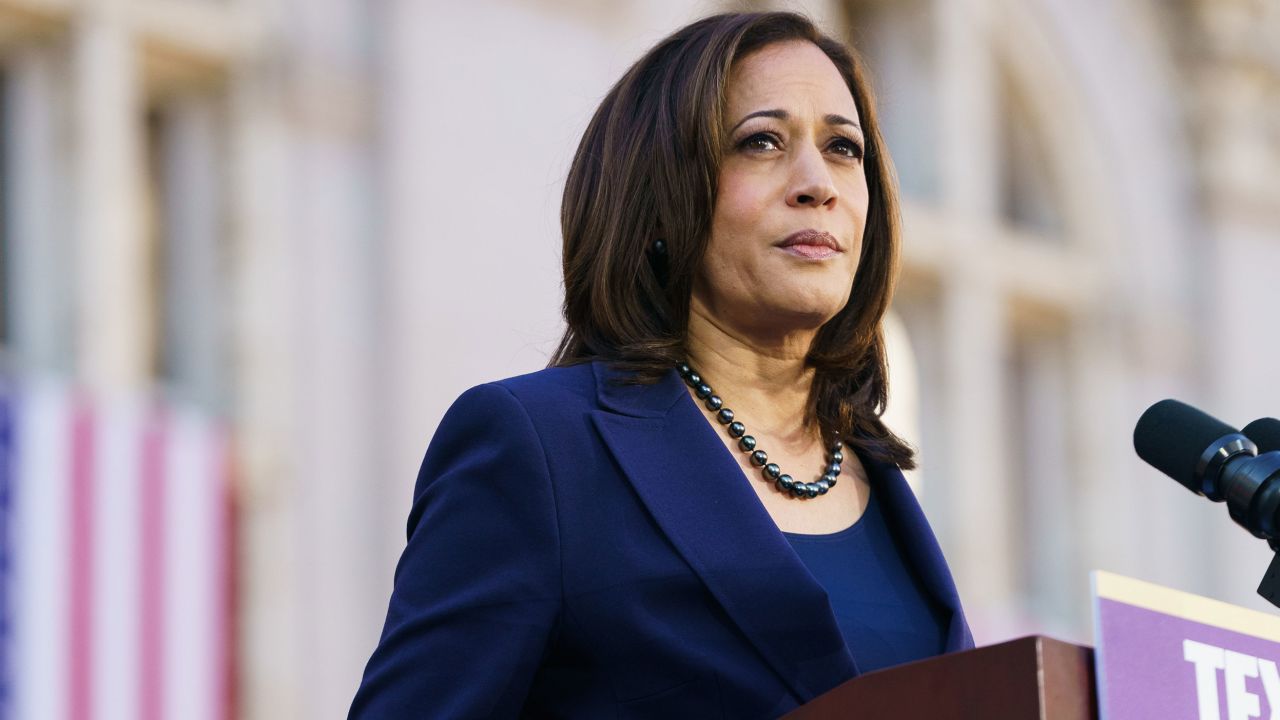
[588,361,856,701]
[870,460,975,652]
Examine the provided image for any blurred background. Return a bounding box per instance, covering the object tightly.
[0,0,1277,717]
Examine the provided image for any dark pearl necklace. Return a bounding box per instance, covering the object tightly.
[678,361,843,499]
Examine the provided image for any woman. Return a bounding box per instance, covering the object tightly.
[349,11,972,718]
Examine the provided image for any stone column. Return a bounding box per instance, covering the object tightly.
[71,0,149,392]
[933,0,1018,639]
[227,0,302,715]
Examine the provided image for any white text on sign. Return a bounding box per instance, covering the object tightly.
[1183,639,1280,720]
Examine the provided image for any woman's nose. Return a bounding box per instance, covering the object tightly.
[786,147,839,208]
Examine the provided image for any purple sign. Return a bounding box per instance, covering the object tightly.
[1093,571,1280,720]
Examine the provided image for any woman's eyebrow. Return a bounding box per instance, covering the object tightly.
[730,108,787,131]
[730,109,863,133]
[825,113,863,132]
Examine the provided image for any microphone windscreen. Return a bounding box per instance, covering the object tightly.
[1243,418,1280,454]
[1134,399,1239,493]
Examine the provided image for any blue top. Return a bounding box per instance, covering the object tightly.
[783,487,949,674]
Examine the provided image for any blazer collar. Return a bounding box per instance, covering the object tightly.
[861,457,974,652]
[589,360,972,698]
[590,360,855,701]
[592,359,687,418]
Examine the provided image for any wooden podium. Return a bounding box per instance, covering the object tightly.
[784,636,1098,719]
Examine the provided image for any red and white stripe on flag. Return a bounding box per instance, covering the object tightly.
[1,379,234,720]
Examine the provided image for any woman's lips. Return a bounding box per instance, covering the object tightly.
[777,244,840,259]
[776,229,842,260]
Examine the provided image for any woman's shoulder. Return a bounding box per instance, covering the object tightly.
[490,361,597,405]
[426,363,609,475]
[446,362,601,425]
[446,358,681,429]
[492,360,596,392]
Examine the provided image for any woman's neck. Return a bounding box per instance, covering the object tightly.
[684,304,819,449]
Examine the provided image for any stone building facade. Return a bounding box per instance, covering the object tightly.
[0,0,1276,717]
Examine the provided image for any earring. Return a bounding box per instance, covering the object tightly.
[648,239,669,287]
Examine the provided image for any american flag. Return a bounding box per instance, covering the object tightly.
[0,376,235,720]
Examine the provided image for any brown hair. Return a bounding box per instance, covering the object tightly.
[550,11,914,469]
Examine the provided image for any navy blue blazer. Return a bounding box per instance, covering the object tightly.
[349,360,973,718]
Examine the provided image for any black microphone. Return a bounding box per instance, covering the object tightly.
[1244,417,1280,454]
[1139,401,1280,609]
[1133,399,1280,540]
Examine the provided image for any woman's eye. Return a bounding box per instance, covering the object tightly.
[830,137,864,160]
[740,132,780,152]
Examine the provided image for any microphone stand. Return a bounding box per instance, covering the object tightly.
[1261,538,1280,610]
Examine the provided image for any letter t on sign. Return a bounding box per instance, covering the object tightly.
[1186,639,1227,720]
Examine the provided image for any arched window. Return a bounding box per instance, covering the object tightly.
[997,63,1064,239]
[143,91,230,413]
[846,0,940,202]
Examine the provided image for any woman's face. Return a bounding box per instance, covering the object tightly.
[694,40,868,342]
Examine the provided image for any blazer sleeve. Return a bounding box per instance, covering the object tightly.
[348,382,562,718]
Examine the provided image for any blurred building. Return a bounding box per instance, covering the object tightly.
[0,0,1277,717]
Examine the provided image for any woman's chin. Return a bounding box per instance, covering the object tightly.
[772,286,851,319]
[747,298,845,333]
